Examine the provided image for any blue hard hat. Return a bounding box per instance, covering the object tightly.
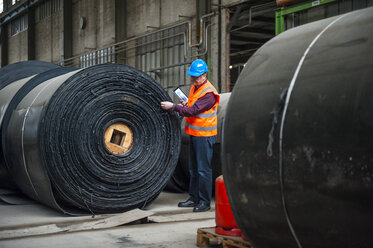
[187,59,208,77]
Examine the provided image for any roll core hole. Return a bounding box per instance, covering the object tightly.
[104,123,133,154]
[110,129,126,146]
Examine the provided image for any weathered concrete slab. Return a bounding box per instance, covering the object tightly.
[0,192,216,248]
[0,218,216,248]
[149,211,215,223]
[0,209,153,240]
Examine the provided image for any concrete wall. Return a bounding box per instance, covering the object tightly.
[209,12,218,92]
[35,9,63,63]
[0,0,237,94]
[210,0,258,93]
[96,0,115,48]
[7,26,28,64]
[125,0,231,92]
[208,0,235,93]
[126,0,160,37]
[71,0,115,56]
[125,0,199,87]
[126,0,196,35]
[126,0,196,36]
[72,0,96,55]
[125,0,198,48]
[1,0,117,66]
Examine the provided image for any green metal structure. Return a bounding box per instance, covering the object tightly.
[275,0,337,35]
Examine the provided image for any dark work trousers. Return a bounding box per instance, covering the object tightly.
[189,135,216,206]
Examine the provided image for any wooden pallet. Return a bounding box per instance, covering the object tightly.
[197,227,254,248]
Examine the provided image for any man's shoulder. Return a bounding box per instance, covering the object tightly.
[206,81,218,91]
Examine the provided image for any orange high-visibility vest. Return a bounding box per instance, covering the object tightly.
[185,80,220,137]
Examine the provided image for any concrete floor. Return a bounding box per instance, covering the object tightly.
[0,192,216,248]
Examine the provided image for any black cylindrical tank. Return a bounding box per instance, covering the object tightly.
[222,7,373,248]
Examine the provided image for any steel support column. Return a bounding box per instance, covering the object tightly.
[0,24,8,67]
[63,0,72,61]
[27,6,35,60]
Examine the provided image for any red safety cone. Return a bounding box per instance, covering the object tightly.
[215,175,242,236]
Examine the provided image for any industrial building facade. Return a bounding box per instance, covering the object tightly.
[0,0,372,98]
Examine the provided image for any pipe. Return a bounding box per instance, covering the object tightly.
[189,12,215,48]
[61,20,191,66]
[188,23,212,59]
[61,11,216,67]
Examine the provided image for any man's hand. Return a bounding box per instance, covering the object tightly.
[161,101,174,110]
[180,100,187,107]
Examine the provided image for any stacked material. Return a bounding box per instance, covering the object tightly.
[0,61,181,214]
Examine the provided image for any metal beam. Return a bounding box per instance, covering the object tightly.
[115,0,126,43]
[63,0,72,61]
[231,30,273,39]
[230,34,270,43]
[0,0,39,25]
[230,43,261,50]
[230,19,274,29]
[227,5,242,32]
[230,48,258,57]
[1,23,8,66]
[27,6,35,60]
[275,0,337,35]
[253,16,276,23]
[231,26,274,34]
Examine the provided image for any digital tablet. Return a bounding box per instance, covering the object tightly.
[173,87,188,102]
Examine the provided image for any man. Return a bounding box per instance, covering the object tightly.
[161,59,220,212]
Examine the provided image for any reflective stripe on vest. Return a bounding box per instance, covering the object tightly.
[199,86,217,97]
[185,123,217,131]
[196,111,217,118]
[185,80,220,137]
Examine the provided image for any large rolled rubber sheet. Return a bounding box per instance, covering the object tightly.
[222,7,373,248]
[0,61,62,188]
[0,62,181,214]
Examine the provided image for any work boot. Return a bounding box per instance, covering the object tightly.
[178,198,197,207]
[193,203,210,212]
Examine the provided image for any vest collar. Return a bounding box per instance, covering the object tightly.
[193,79,207,91]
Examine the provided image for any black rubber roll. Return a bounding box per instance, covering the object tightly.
[164,93,231,193]
[0,60,59,91]
[3,63,181,214]
[222,7,373,248]
[0,61,60,188]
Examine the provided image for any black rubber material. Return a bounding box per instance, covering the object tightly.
[163,133,190,193]
[0,61,60,188]
[0,60,59,91]
[0,67,76,183]
[222,7,373,248]
[2,63,181,214]
[0,188,35,205]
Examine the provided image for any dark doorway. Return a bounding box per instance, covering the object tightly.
[228,0,276,90]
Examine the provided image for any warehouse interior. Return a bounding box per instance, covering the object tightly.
[1,0,372,91]
[0,0,373,248]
